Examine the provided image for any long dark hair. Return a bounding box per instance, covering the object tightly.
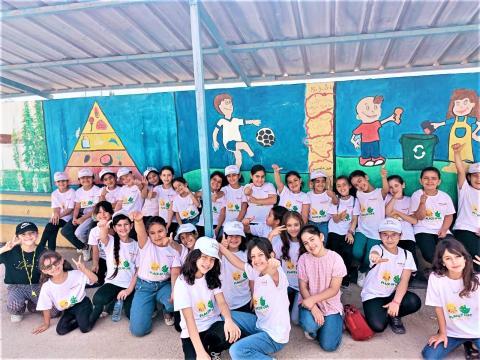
[39,251,73,285]
[271,205,288,224]
[285,170,303,191]
[210,171,228,188]
[279,211,304,261]
[108,213,132,280]
[181,249,221,289]
[94,200,113,217]
[145,216,166,232]
[246,237,273,265]
[432,237,479,298]
[224,232,247,251]
[298,225,323,257]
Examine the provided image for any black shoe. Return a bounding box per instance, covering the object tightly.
[389,316,406,334]
[408,276,427,289]
[464,341,480,360]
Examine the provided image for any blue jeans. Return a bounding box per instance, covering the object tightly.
[182,214,200,226]
[308,221,329,244]
[299,308,343,352]
[361,140,380,159]
[229,311,285,360]
[353,232,381,273]
[129,278,173,337]
[422,337,480,359]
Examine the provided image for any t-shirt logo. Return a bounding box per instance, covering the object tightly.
[446,303,472,319]
[59,299,70,309]
[472,205,479,217]
[150,262,169,276]
[361,206,375,216]
[227,202,240,212]
[253,296,269,312]
[115,258,130,270]
[380,271,400,286]
[310,208,326,219]
[425,209,441,220]
[80,199,94,208]
[196,300,214,317]
[123,196,134,205]
[232,271,248,285]
[159,199,171,210]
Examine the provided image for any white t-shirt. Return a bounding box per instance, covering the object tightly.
[87,226,106,260]
[174,275,222,338]
[118,184,144,213]
[245,264,291,344]
[75,186,101,213]
[138,239,181,282]
[361,245,417,302]
[172,194,199,220]
[356,188,385,240]
[273,239,300,291]
[104,186,122,205]
[217,117,244,146]
[453,181,480,233]
[308,191,332,223]
[426,273,480,338]
[278,187,310,214]
[197,192,226,226]
[410,190,456,235]
[36,270,91,311]
[104,236,139,288]
[142,185,159,217]
[156,185,177,223]
[327,196,360,235]
[220,251,251,309]
[250,223,281,245]
[51,188,75,222]
[178,244,190,266]
[245,183,276,224]
[384,194,415,241]
[222,185,247,222]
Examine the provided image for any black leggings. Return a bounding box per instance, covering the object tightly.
[90,283,134,325]
[56,296,93,335]
[362,291,421,333]
[39,220,67,251]
[454,229,480,271]
[181,320,232,359]
[414,233,440,264]
[327,232,354,275]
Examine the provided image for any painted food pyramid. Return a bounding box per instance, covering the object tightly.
[65,101,140,183]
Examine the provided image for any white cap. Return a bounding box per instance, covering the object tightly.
[310,169,328,180]
[143,167,159,178]
[117,167,132,180]
[225,165,240,176]
[223,221,246,237]
[78,168,94,178]
[379,217,402,233]
[54,172,68,182]
[194,236,220,259]
[99,168,115,180]
[468,162,480,174]
[175,223,197,241]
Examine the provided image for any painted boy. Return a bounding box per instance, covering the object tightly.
[351,96,401,167]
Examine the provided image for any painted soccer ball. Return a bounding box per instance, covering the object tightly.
[256,128,275,147]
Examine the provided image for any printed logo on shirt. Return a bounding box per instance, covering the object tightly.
[80,199,94,208]
[150,262,169,276]
[227,202,240,212]
[115,258,131,270]
[284,260,297,275]
[446,303,472,319]
[380,271,401,286]
[232,271,248,285]
[285,201,300,212]
[58,296,78,310]
[253,296,269,312]
[425,209,442,221]
[180,208,198,219]
[310,208,327,220]
[196,300,214,317]
[213,206,219,214]
[360,206,375,216]
[123,196,134,205]
[472,205,480,217]
[159,199,171,210]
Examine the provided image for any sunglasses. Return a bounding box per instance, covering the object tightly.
[41,258,62,271]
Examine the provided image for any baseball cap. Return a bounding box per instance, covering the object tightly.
[78,168,94,178]
[378,218,402,233]
[468,162,480,174]
[310,170,328,180]
[16,221,38,235]
[117,167,132,180]
[53,172,68,182]
[99,168,115,181]
[143,167,159,178]
[175,223,198,241]
[223,221,246,237]
[194,236,220,259]
[225,165,240,176]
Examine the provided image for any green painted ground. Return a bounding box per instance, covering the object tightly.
[0,170,51,193]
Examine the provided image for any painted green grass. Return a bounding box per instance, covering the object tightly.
[0,170,51,193]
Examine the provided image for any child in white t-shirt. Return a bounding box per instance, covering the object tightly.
[98,168,122,206]
[220,237,291,359]
[196,171,227,237]
[172,177,201,225]
[34,251,97,335]
[114,167,145,214]
[141,167,160,218]
[272,164,310,224]
[349,167,389,287]
[411,167,455,264]
[173,237,241,359]
[422,238,479,359]
[244,165,277,224]
[40,172,75,251]
[451,144,480,272]
[129,213,181,337]
[90,214,139,326]
[156,166,177,233]
[243,205,288,244]
[222,165,248,223]
[308,170,338,242]
[361,218,421,334]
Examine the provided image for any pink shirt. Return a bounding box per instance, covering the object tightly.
[297,250,347,316]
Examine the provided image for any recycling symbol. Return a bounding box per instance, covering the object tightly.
[413,144,426,160]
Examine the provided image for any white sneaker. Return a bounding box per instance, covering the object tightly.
[164,314,174,326]
[10,314,23,323]
[357,271,366,287]
[304,331,315,340]
[82,246,91,262]
[210,352,221,360]
[76,248,83,253]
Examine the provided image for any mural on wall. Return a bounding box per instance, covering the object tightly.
[64,102,141,184]
[0,101,50,192]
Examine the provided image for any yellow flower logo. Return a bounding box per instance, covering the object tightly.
[311,208,318,215]
[227,202,234,209]
[286,260,295,270]
[382,271,391,282]
[447,303,457,314]
[197,302,206,312]
[232,272,241,281]
[59,299,69,309]
[159,199,165,207]
[252,297,258,307]
[181,210,189,218]
[150,262,160,271]
[425,209,433,217]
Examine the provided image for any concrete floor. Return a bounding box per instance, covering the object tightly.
[1,248,464,359]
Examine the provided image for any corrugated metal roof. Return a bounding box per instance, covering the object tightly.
[1,0,479,98]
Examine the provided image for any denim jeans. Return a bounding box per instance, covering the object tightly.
[353,232,381,273]
[229,311,285,360]
[299,307,343,352]
[182,214,200,226]
[308,221,329,244]
[422,337,480,359]
[287,287,300,325]
[129,278,173,337]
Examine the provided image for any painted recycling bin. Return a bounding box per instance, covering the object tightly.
[400,134,439,171]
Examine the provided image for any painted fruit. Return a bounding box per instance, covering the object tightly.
[100,154,113,166]
[96,119,107,130]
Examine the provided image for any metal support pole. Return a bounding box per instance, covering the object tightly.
[189,0,213,237]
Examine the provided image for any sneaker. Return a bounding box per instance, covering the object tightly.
[10,314,23,323]
[164,313,174,326]
[356,271,366,287]
[82,246,91,262]
[303,331,315,340]
[372,156,385,166]
[210,352,221,360]
[389,316,406,334]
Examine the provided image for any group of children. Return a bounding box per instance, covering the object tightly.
[1,142,479,360]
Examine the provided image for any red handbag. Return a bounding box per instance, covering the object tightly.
[344,304,375,341]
